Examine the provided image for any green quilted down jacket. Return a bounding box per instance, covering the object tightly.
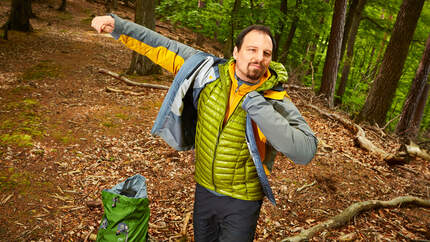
[194,59,286,201]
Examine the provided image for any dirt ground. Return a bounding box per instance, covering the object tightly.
[0,0,429,241]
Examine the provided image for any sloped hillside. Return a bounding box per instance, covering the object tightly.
[0,0,429,241]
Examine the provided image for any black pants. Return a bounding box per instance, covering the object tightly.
[193,183,263,242]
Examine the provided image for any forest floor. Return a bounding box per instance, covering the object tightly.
[0,0,429,241]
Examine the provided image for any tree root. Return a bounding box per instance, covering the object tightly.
[99,68,169,90]
[281,196,430,242]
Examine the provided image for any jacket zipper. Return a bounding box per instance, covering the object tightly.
[211,131,222,191]
[210,88,247,191]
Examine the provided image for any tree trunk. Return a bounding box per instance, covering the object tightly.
[396,34,430,140]
[318,0,347,108]
[278,0,302,64]
[223,0,241,58]
[335,0,367,106]
[105,0,111,13]
[412,83,429,138]
[213,0,223,40]
[195,0,205,47]
[357,0,425,126]
[273,0,288,61]
[5,0,33,31]
[128,0,161,75]
[58,0,67,11]
[339,0,357,64]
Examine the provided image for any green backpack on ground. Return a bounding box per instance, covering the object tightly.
[96,174,150,242]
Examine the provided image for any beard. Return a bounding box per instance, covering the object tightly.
[246,63,266,81]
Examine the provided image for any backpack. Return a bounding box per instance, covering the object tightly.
[96,174,150,242]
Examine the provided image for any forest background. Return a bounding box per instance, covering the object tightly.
[157,0,430,140]
[155,0,430,140]
[0,0,430,241]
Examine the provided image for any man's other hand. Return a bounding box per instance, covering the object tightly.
[91,16,115,34]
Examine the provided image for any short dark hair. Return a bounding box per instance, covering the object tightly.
[235,25,276,51]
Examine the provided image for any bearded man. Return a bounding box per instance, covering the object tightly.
[92,14,317,241]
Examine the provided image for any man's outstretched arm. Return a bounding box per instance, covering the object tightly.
[91,14,199,74]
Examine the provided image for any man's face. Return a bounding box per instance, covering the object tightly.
[233,30,273,83]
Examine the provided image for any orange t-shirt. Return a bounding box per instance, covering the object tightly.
[223,62,271,174]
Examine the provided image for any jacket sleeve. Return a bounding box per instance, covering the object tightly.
[242,91,318,165]
[109,14,199,74]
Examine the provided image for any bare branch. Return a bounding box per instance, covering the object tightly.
[106,87,147,96]
[99,68,169,90]
[296,180,317,192]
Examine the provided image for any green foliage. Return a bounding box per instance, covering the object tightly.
[157,0,230,41]
[335,0,430,132]
[157,0,430,135]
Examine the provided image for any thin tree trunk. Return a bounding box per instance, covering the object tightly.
[396,34,430,140]
[357,0,425,126]
[128,0,161,75]
[58,0,67,11]
[273,0,288,61]
[339,0,358,64]
[314,36,329,75]
[223,0,241,58]
[318,0,348,108]
[335,0,367,106]
[195,0,205,47]
[278,0,302,64]
[411,83,429,138]
[105,0,111,13]
[363,46,375,79]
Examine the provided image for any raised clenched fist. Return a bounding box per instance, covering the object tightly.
[91,16,115,34]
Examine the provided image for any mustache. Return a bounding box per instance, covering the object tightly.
[248,62,263,68]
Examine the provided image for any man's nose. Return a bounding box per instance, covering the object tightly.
[254,51,264,62]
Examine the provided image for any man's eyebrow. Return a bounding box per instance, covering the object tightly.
[246,44,271,50]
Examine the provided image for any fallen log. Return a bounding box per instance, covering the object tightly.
[99,68,169,90]
[306,104,393,160]
[281,196,430,242]
[406,141,430,161]
[306,104,430,162]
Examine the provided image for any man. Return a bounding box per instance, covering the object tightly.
[91,14,317,241]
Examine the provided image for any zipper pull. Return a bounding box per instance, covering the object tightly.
[112,197,119,208]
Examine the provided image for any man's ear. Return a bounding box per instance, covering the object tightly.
[233,46,238,60]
